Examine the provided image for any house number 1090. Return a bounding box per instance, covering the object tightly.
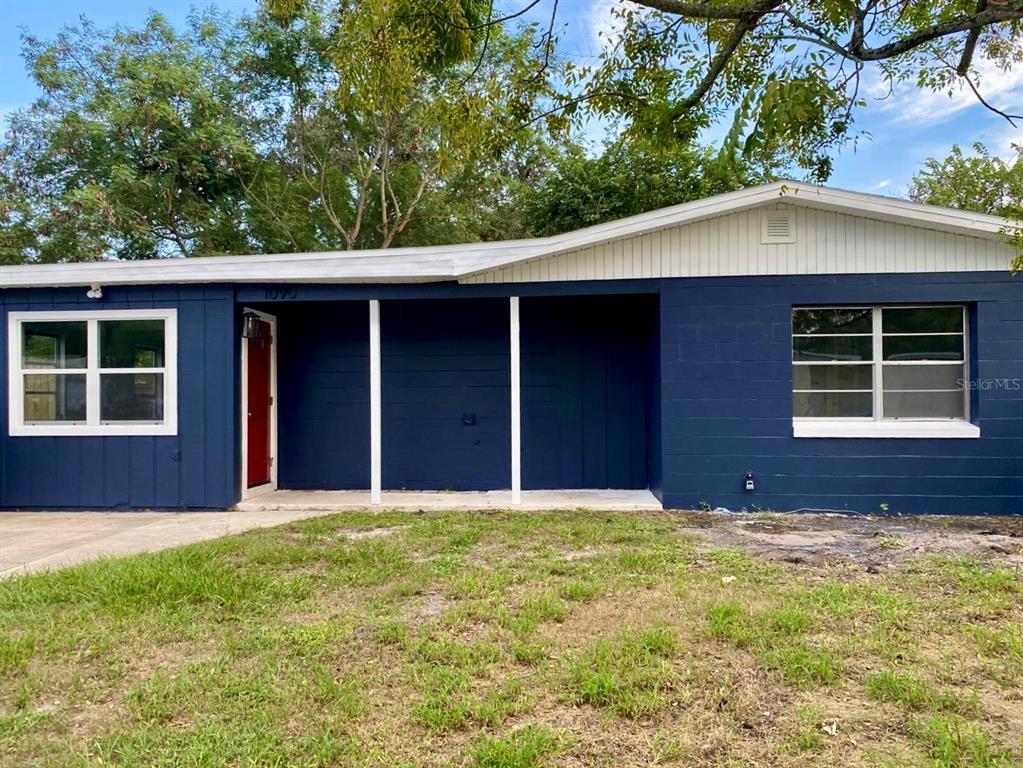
[264,285,298,300]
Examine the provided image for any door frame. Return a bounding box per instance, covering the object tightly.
[240,307,278,500]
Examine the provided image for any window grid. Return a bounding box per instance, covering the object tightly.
[792,305,968,422]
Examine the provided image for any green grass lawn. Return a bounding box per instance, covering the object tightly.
[1,510,1021,767]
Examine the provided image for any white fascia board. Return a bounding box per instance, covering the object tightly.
[780,183,1008,238]
[0,239,551,288]
[0,254,461,287]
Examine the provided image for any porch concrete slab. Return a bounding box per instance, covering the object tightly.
[236,488,662,512]
[0,490,660,578]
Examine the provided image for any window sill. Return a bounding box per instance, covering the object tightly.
[793,420,980,439]
[9,423,177,437]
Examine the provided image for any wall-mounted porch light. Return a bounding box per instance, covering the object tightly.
[242,311,262,340]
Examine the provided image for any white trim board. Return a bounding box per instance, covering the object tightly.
[794,420,980,439]
[0,181,1014,288]
[369,299,382,505]
[509,297,521,505]
[239,308,278,500]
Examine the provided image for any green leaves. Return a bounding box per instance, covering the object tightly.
[0,1,574,261]
[520,138,772,237]
[910,142,1023,221]
[909,142,1023,269]
[2,11,257,261]
[587,0,1023,181]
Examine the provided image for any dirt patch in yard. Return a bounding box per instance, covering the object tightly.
[675,510,1023,569]
[343,525,408,541]
[410,590,449,621]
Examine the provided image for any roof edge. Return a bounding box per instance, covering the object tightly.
[0,182,1014,289]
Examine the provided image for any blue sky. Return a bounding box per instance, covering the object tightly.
[2,0,1020,196]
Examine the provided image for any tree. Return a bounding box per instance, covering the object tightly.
[909,142,1022,219]
[909,141,1023,269]
[0,2,575,262]
[243,0,569,251]
[521,139,773,236]
[574,0,1023,180]
[0,12,259,261]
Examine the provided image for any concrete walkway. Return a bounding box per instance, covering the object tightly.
[0,489,661,577]
[0,508,347,578]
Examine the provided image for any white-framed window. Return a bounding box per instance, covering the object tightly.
[792,305,979,439]
[7,309,177,436]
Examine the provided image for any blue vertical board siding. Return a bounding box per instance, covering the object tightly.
[0,285,237,509]
[382,298,510,490]
[521,295,654,490]
[658,272,1023,515]
[274,302,370,490]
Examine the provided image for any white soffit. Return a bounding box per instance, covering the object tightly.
[0,181,1012,288]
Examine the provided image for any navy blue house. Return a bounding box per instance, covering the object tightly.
[1,182,1021,514]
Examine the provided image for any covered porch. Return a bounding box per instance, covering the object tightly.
[238,291,661,507]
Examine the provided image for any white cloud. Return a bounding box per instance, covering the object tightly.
[981,120,1022,160]
[872,179,892,190]
[586,0,626,56]
[871,52,1023,125]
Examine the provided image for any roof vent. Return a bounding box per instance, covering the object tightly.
[761,209,795,244]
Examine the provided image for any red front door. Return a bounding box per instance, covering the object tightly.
[246,320,273,488]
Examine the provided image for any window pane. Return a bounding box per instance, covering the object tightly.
[793,391,872,418]
[23,373,86,421]
[883,364,965,392]
[793,335,873,362]
[100,373,164,422]
[100,320,165,368]
[883,334,963,361]
[883,307,962,334]
[793,364,873,391]
[21,322,87,369]
[883,391,965,419]
[793,308,872,335]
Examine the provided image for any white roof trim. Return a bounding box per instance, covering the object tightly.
[0,181,1012,289]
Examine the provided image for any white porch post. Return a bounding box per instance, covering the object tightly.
[369,299,382,505]
[510,296,521,505]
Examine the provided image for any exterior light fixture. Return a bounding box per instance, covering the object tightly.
[86,284,103,300]
[242,311,262,340]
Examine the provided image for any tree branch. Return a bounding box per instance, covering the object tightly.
[627,0,1023,63]
[952,58,1023,125]
[957,0,987,76]
[381,169,431,248]
[673,2,785,112]
[852,1,1023,61]
[627,0,786,20]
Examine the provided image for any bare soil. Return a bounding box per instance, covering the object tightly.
[675,510,1023,569]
